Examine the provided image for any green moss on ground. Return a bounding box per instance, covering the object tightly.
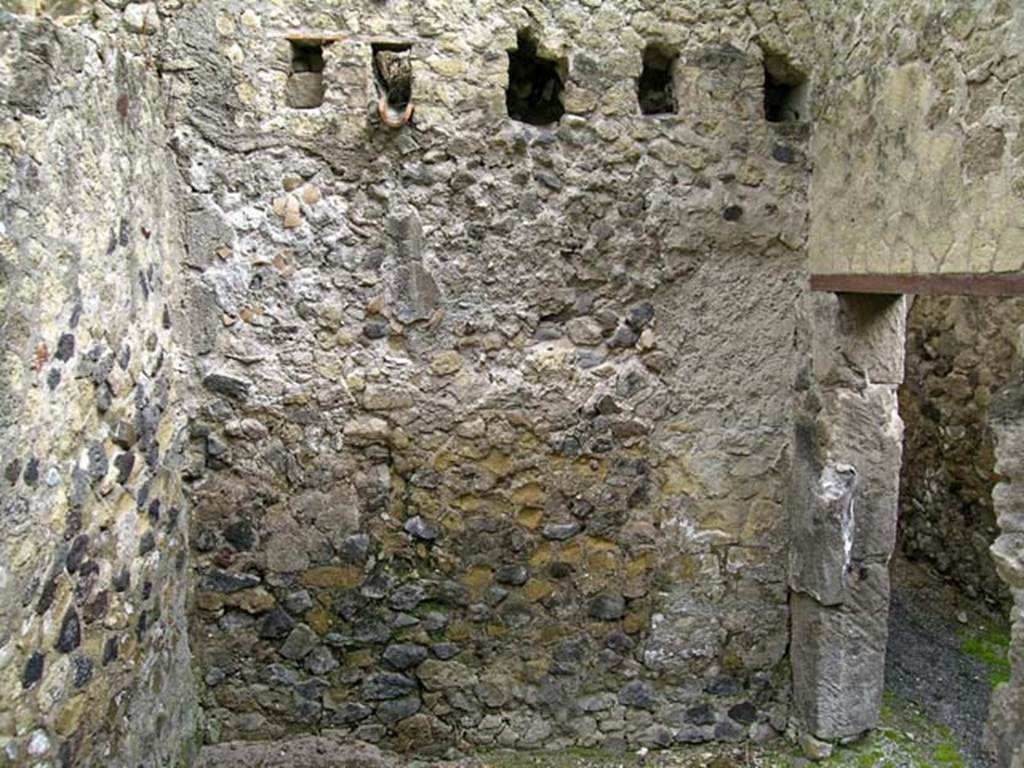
[961,624,1011,688]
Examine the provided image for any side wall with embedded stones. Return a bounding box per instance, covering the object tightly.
[0,9,196,768]
[899,295,1024,610]
[986,385,1024,768]
[162,0,816,754]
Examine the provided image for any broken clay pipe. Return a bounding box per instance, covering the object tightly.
[378,95,414,128]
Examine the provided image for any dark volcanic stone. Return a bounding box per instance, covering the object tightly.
[55,609,81,653]
[35,576,57,615]
[113,452,135,485]
[23,457,39,487]
[388,583,427,611]
[201,372,251,400]
[404,515,440,542]
[363,321,389,340]
[722,205,744,222]
[102,637,119,665]
[66,535,89,573]
[258,608,296,640]
[223,520,255,551]
[607,324,639,349]
[82,591,109,624]
[55,333,75,361]
[618,680,657,709]
[495,565,529,586]
[605,630,634,654]
[22,652,44,688]
[714,718,746,741]
[376,694,421,723]
[626,303,655,331]
[705,674,743,696]
[330,702,372,725]
[772,143,797,164]
[362,672,417,701]
[71,655,93,688]
[87,442,108,484]
[138,530,156,556]
[431,642,460,660]
[338,534,370,564]
[674,726,712,744]
[542,521,581,541]
[383,643,429,671]
[201,569,260,593]
[686,703,716,726]
[728,701,757,725]
[587,592,625,621]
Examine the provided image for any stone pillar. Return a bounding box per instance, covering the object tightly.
[789,293,907,741]
[985,384,1024,767]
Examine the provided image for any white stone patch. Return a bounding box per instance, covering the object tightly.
[820,462,857,575]
[27,730,50,757]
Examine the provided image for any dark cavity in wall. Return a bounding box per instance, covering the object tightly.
[287,40,326,109]
[638,44,677,115]
[762,52,807,123]
[372,42,413,112]
[898,295,1020,609]
[507,30,566,126]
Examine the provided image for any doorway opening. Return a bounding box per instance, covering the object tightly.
[889,294,1020,764]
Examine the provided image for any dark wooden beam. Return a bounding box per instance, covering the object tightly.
[809,272,1024,297]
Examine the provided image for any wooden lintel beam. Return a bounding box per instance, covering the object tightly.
[809,272,1024,297]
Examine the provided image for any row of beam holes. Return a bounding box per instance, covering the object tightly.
[287,41,327,109]
[285,35,808,124]
[506,36,807,124]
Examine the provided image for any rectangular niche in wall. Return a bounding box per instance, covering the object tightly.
[287,40,326,109]
[763,52,808,123]
[507,30,566,126]
[372,42,414,124]
[638,44,678,115]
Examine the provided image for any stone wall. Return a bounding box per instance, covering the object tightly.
[809,0,1024,275]
[162,0,813,753]
[0,9,196,767]
[986,386,1024,767]
[899,295,1024,608]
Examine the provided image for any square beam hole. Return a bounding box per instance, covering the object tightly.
[507,30,566,126]
[638,44,678,115]
[288,41,326,109]
[763,53,808,123]
[372,42,414,112]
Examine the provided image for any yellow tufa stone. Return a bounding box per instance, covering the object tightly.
[480,451,513,477]
[462,565,493,594]
[227,588,276,614]
[517,508,543,531]
[524,579,556,602]
[430,350,463,376]
[511,483,545,507]
[305,606,334,636]
[623,611,648,635]
[300,565,362,589]
[344,649,375,669]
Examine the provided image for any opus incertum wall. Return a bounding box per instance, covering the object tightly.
[170,0,812,752]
